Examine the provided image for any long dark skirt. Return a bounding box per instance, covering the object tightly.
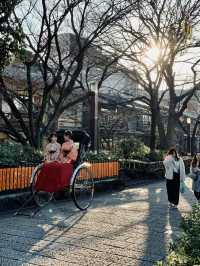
[166,172,180,206]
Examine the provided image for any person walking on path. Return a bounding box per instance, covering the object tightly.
[163,148,186,208]
[190,155,200,202]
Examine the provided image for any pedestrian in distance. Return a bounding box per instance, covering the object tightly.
[190,154,200,202]
[163,148,186,208]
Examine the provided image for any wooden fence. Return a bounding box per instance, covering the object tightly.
[0,161,119,193]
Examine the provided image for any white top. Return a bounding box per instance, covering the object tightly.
[173,160,180,173]
[163,155,186,180]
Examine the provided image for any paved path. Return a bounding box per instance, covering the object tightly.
[0,178,196,266]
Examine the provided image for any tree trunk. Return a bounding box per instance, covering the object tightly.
[191,118,200,156]
[191,134,196,156]
[150,107,157,152]
[166,78,178,149]
[166,114,177,148]
[157,119,167,150]
[149,94,159,152]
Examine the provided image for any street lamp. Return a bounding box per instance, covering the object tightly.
[187,117,191,155]
[89,81,98,153]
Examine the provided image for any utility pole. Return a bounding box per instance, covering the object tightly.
[187,117,191,155]
[89,81,98,153]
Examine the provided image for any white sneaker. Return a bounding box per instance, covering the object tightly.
[168,203,173,208]
[168,203,177,209]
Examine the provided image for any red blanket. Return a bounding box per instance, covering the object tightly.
[35,161,73,193]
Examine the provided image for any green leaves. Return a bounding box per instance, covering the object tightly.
[0,142,43,164]
[0,0,23,71]
[118,137,150,160]
[156,204,200,266]
[85,151,119,162]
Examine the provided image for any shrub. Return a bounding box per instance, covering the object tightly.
[156,204,200,266]
[86,151,119,162]
[118,138,150,160]
[145,150,166,162]
[0,141,43,164]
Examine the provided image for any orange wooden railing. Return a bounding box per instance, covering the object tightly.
[0,166,35,192]
[0,161,119,192]
[90,161,119,180]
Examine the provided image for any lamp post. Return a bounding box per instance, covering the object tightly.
[187,117,191,155]
[89,81,98,153]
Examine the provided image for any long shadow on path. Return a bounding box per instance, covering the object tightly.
[0,201,86,266]
[138,184,168,266]
[139,178,196,266]
[138,181,191,266]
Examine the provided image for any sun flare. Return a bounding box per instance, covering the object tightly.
[145,46,162,63]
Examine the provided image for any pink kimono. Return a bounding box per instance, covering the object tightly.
[60,140,78,163]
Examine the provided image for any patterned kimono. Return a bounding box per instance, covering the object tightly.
[35,140,77,193]
[44,142,61,162]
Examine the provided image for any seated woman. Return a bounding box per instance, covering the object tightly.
[60,130,78,163]
[44,133,61,162]
[35,131,78,193]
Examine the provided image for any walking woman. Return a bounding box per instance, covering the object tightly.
[190,155,200,202]
[163,148,186,208]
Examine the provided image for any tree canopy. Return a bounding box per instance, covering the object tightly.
[0,0,23,70]
[0,0,135,148]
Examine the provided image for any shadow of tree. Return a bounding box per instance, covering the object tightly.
[0,179,196,266]
[0,202,86,265]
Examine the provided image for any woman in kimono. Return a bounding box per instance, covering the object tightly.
[60,130,78,163]
[44,133,61,162]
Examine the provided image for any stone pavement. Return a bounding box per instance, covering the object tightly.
[0,178,196,266]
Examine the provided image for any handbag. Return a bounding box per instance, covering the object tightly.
[180,181,186,193]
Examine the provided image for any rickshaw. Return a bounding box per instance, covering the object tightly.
[15,130,94,215]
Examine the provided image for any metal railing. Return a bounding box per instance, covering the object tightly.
[119,157,192,176]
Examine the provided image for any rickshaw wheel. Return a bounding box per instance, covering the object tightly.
[31,165,54,207]
[71,165,94,211]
